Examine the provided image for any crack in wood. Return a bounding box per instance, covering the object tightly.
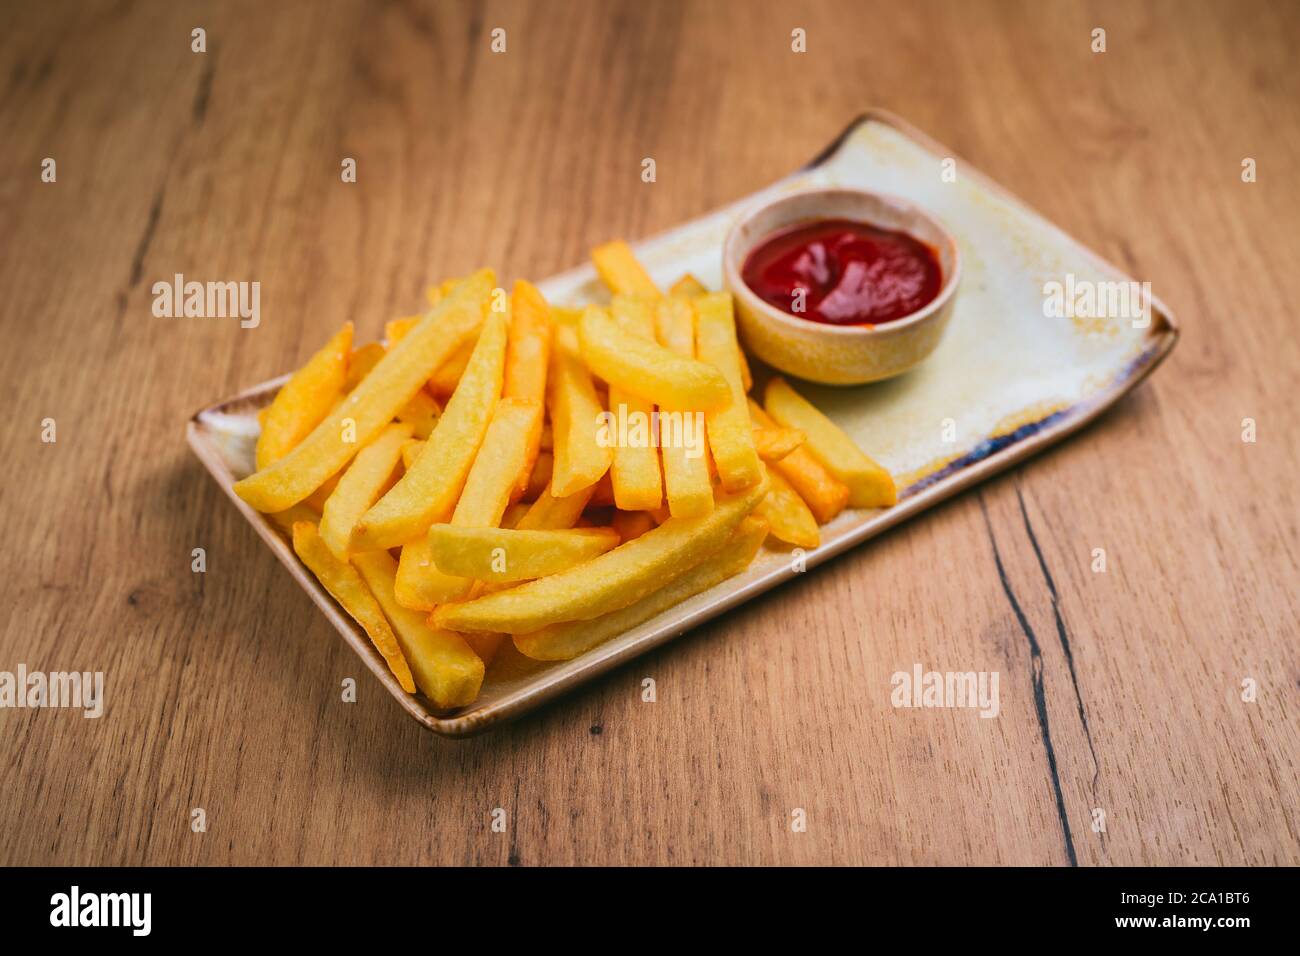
[979,492,1078,866]
[192,44,216,124]
[1015,482,1103,797]
[127,187,164,290]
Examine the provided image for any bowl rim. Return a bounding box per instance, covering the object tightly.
[722,186,963,337]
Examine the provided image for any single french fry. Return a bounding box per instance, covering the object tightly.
[303,469,341,513]
[579,305,729,412]
[456,399,544,529]
[319,423,413,559]
[351,549,483,708]
[588,472,615,506]
[610,510,655,543]
[506,280,553,501]
[776,449,848,524]
[432,480,767,634]
[548,323,612,497]
[292,521,415,693]
[764,377,897,508]
[550,305,584,327]
[400,438,424,470]
[524,451,553,500]
[591,239,659,296]
[425,277,461,308]
[516,478,596,531]
[461,632,504,667]
[505,280,552,402]
[514,516,768,660]
[399,398,543,606]
[269,503,320,535]
[750,415,805,462]
[604,296,664,510]
[234,272,492,512]
[755,465,820,549]
[351,310,508,551]
[669,273,708,298]
[695,293,762,492]
[255,323,352,471]
[749,401,849,524]
[653,297,714,518]
[428,336,477,396]
[428,526,619,582]
[501,501,530,529]
[385,316,420,345]
[394,539,438,611]
[345,341,387,391]
[394,389,441,439]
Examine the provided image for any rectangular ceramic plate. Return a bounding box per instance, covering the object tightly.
[188,110,1177,737]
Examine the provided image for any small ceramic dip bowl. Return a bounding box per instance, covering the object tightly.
[722,187,961,385]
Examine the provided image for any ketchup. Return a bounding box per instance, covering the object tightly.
[741,218,942,326]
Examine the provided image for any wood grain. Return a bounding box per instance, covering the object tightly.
[1,0,1296,866]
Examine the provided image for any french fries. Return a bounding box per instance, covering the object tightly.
[384,316,419,345]
[352,550,484,708]
[235,271,492,512]
[426,277,461,308]
[318,422,412,559]
[432,480,767,634]
[427,526,619,582]
[755,465,820,549]
[524,450,553,499]
[245,239,898,712]
[506,280,552,501]
[303,469,342,513]
[395,389,441,439]
[550,305,583,327]
[429,338,476,396]
[669,275,751,391]
[752,422,805,462]
[610,509,656,543]
[345,341,386,391]
[653,296,714,518]
[514,516,768,660]
[605,296,664,510]
[695,293,762,492]
[455,399,541,528]
[501,501,530,529]
[669,273,708,299]
[592,239,659,296]
[269,503,320,535]
[398,398,542,606]
[764,377,897,508]
[292,521,415,693]
[579,305,729,412]
[461,633,504,667]
[400,438,423,470]
[749,400,849,524]
[587,472,616,506]
[255,323,352,470]
[515,478,596,531]
[548,324,612,497]
[351,309,508,551]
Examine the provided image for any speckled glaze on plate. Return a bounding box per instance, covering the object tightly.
[188,110,1177,736]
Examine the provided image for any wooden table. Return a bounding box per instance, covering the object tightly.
[2,0,1296,866]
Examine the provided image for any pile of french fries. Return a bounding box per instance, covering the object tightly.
[234,241,897,709]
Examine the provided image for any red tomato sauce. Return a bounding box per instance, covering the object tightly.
[741,218,943,326]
